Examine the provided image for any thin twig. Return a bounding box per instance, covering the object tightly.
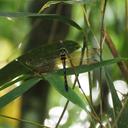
[66,49,97,115]
[81,5,99,47]
[104,30,128,81]
[66,46,102,123]
[55,100,69,128]
[0,114,50,128]
[48,4,63,43]
[125,0,128,33]
[82,5,93,107]
[99,0,108,125]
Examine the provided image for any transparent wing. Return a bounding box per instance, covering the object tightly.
[26,48,100,73]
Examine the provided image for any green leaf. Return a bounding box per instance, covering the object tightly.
[116,98,128,128]
[18,40,80,70]
[44,74,86,110]
[105,71,122,118]
[0,61,30,86]
[0,13,82,31]
[0,75,31,91]
[54,57,128,75]
[0,77,41,108]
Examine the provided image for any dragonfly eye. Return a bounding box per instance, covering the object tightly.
[60,48,66,54]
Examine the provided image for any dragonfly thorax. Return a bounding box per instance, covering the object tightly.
[60,48,67,60]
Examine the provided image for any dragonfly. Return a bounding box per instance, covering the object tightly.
[17,40,99,91]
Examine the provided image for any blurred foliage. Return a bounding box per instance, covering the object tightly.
[0,0,29,49]
[0,0,128,128]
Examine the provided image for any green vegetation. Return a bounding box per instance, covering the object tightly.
[0,0,128,128]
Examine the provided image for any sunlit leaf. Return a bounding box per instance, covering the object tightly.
[0,61,30,86]
[0,75,31,91]
[0,77,41,108]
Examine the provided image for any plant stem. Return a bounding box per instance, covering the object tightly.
[0,114,50,128]
[82,5,93,106]
[55,100,69,128]
[125,0,128,33]
[48,4,63,43]
[104,31,128,81]
[99,0,107,126]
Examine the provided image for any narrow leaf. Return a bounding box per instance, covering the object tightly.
[0,75,31,91]
[0,13,82,31]
[44,74,86,110]
[0,61,30,86]
[55,57,128,75]
[105,71,122,117]
[0,77,41,108]
[115,98,128,128]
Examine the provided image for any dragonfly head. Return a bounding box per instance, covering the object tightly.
[58,40,80,54]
